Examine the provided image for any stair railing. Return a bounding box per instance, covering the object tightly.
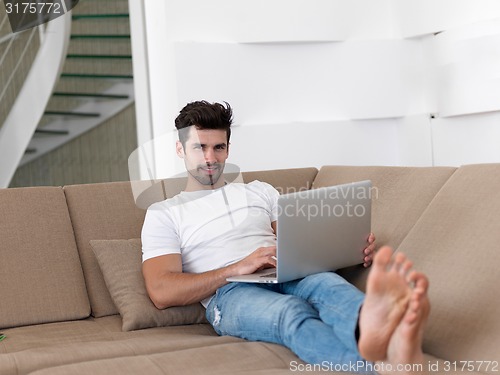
[0,13,71,188]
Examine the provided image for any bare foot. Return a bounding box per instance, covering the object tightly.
[383,272,430,374]
[358,246,414,361]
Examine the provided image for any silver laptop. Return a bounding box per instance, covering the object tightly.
[226,180,372,283]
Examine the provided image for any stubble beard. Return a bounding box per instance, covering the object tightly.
[189,163,224,186]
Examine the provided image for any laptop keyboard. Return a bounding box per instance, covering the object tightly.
[260,272,276,278]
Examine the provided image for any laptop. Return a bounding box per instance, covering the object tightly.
[226,180,372,283]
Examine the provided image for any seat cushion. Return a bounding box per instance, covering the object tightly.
[0,315,228,375]
[0,315,305,375]
[0,187,90,329]
[27,341,302,375]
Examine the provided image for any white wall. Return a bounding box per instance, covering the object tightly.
[129,0,500,180]
[432,112,500,166]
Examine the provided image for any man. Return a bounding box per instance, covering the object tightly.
[142,101,430,374]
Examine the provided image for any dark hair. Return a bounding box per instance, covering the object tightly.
[175,101,233,146]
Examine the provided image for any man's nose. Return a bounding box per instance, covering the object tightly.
[204,148,217,164]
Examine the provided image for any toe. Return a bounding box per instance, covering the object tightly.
[408,272,429,293]
[400,260,413,276]
[374,246,393,268]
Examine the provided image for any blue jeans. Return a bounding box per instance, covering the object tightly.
[206,272,375,373]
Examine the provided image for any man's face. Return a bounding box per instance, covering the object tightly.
[177,126,229,189]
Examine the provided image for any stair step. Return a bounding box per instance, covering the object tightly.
[63,58,132,76]
[35,129,69,135]
[71,18,130,36]
[67,38,131,56]
[54,78,116,94]
[70,35,131,39]
[20,0,133,162]
[72,14,130,20]
[60,73,133,79]
[45,96,81,112]
[72,0,130,16]
[53,92,130,99]
[66,54,132,59]
[44,111,101,117]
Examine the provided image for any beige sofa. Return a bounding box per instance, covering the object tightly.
[1,164,499,374]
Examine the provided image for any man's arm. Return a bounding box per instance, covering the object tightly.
[143,246,277,309]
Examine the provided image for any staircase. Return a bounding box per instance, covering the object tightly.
[21,0,135,165]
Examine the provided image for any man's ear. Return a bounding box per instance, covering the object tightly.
[176,140,184,158]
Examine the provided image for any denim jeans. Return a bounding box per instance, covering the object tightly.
[206,272,375,373]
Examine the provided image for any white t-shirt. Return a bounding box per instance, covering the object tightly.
[141,180,279,306]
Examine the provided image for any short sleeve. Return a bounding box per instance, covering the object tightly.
[141,204,181,262]
[256,181,280,222]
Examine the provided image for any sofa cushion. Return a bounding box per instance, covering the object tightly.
[26,341,301,375]
[0,313,304,375]
[133,167,319,209]
[396,164,500,363]
[0,187,90,329]
[64,182,147,317]
[242,167,318,194]
[90,239,207,331]
[313,166,456,250]
[0,315,232,375]
[313,166,456,291]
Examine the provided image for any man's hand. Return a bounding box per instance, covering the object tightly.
[231,246,277,276]
[363,233,376,268]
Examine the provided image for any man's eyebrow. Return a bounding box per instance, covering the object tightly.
[192,142,227,148]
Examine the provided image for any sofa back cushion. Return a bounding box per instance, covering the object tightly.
[134,168,319,209]
[242,167,318,193]
[64,182,147,317]
[313,166,456,290]
[0,187,90,329]
[313,166,456,251]
[396,164,500,363]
